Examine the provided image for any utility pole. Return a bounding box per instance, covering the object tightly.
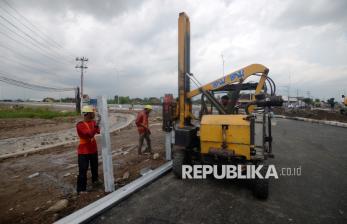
[75,87,81,113]
[288,73,291,101]
[75,57,88,99]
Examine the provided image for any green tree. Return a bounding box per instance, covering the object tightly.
[327,98,335,109]
[303,98,313,105]
[119,96,131,104]
[148,97,161,105]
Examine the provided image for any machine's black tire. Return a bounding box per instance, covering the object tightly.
[253,165,269,199]
[173,150,186,179]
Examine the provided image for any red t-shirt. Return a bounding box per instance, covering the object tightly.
[135,111,149,134]
[76,120,100,154]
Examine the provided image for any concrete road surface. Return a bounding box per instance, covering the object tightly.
[90,119,347,224]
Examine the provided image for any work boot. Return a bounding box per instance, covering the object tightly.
[92,180,103,188]
[143,147,153,154]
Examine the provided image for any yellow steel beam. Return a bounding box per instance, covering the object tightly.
[187,64,269,98]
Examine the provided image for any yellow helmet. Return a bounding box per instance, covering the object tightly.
[144,105,153,110]
[81,105,94,113]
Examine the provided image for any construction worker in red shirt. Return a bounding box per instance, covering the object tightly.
[136,105,152,155]
[76,105,101,193]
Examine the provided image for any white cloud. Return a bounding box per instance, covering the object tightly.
[0,0,346,101]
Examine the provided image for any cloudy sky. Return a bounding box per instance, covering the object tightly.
[0,0,346,101]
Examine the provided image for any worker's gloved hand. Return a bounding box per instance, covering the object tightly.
[146,129,151,135]
[96,114,101,126]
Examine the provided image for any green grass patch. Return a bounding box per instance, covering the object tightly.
[0,106,78,119]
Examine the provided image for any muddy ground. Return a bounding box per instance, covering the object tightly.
[0,116,79,140]
[0,112,165,224]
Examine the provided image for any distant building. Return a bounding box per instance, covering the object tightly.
[28,98,43,102]
[132,98,143,104]
[282,96,306,108]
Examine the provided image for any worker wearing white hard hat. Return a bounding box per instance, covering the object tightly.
[76,105,102,193]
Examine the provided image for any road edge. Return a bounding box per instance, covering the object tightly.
[275,115,347,128]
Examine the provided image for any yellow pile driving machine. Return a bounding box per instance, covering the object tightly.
[162,12,283,199]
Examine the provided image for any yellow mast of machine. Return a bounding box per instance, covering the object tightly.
[178,12,192,128]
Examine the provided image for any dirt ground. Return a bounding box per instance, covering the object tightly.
[0,113,165,224]
[274,108,347,123]
[0,116,79,140]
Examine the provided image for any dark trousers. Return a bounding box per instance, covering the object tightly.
[77,153,98,192]
[138,132,151,154]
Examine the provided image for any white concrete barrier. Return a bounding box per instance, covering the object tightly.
[54,161,173,224]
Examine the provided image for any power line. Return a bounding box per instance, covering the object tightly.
[0,33,74,88]
[0,72,75,92]
[0,55,65,78]
[0,28,71,68]
[0,14,45,48]
[0,28,70,68]
[0,20,53,56]
[0,4,74,60]
[0,44,64,71]
[0,16,72,66]
[2,0,75,58]
[0,4,51,49]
